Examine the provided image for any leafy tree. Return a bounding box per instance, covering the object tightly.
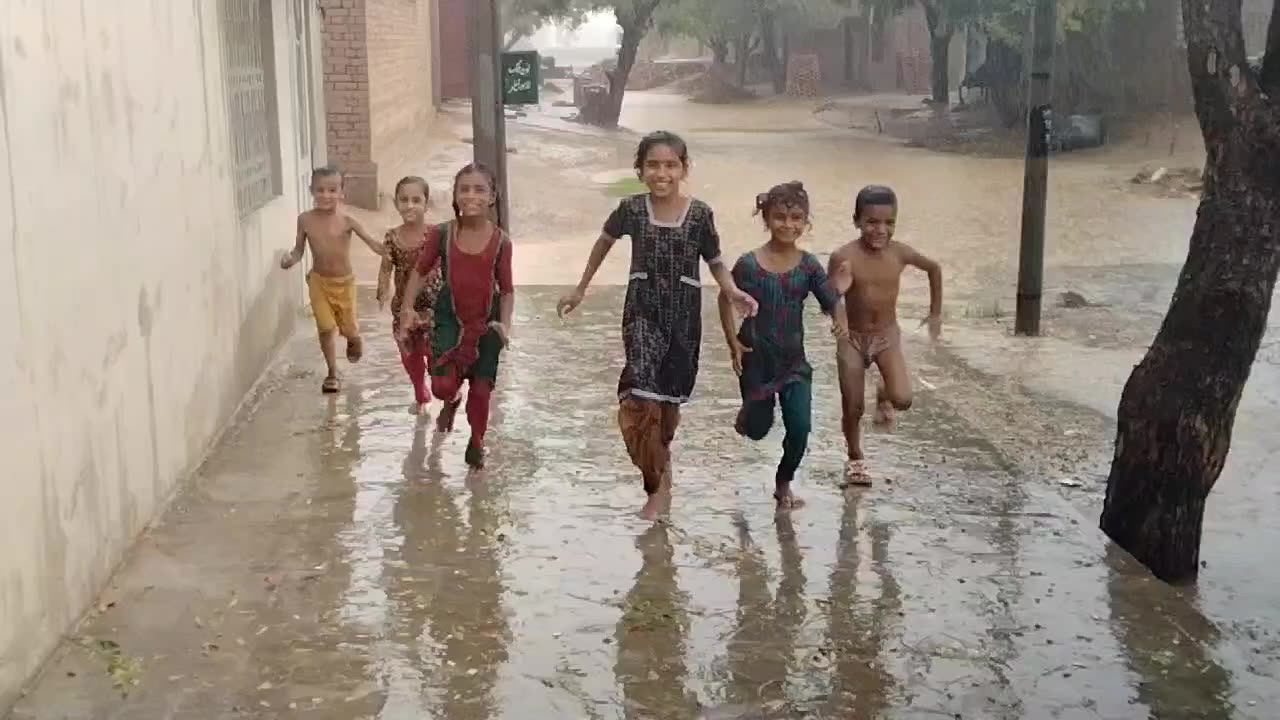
[499,0,590,50]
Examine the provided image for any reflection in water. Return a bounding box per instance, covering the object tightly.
[1105,545,1235,719]
[984,474,1028,717]
[725,514,807,715]
[615,525,700,719]
[823,491,899,718]
[393,431,511,719]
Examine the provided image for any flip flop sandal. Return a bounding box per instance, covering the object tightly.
[346,337,363,363]
[321,376,341,394]
[842,459,873,487]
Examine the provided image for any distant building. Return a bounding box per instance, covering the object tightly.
[320,0,444,208]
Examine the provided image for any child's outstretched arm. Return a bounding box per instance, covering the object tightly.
[557,232,616,317]
[375,242,393,310]
[397,229,443,338]
[489,238,516,346]
[903,245,943,337]
[708,262,758,318]
[281,216,307,269]
[348,216,385,258]
[903,246,943,318]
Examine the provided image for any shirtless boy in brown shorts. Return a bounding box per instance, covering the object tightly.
[829,185,943,486]
[280,166,384,393]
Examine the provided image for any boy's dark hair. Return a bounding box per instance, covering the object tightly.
[755,181,809,219]
[394,175,430,198]
[311,165,343,188]
[854,184,897,220]
[451,162,499,217]
[634,131,690,177]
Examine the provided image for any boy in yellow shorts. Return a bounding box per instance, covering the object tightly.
[281,166,384,393]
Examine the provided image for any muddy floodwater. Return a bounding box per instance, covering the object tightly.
[10,94,1280,718]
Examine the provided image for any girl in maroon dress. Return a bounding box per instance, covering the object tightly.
[398,164,514,469]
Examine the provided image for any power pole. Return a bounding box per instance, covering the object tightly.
[468,0,510,230]
[1015,0,1056,336]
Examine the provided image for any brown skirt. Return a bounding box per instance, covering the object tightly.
[618,397,681,495]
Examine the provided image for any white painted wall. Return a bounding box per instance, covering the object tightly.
[0,0,317,706]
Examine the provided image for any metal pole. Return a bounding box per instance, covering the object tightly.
[468,0,510,230]
[1015,0,1056,336]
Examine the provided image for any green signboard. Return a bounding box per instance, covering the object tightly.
[501,51,540,106]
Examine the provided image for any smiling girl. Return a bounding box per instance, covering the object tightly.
[557,131,758,520]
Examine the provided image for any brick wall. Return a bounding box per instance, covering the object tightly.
[320,0,437,209]
[320,0,377,208]
[366,0,435,192]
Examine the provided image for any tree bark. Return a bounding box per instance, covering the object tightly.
[921,1,950,104]
[735,32,751,87]
[928,30,952,104]
[761,11,785,94]
[710,36,730,65]
[1101,0,1280,584]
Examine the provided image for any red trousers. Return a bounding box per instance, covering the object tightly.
[432,372,494,447]
[400,336,432,405]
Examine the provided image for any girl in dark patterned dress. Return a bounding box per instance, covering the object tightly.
[718,182,852,511]
[377,176,443,416]
[557,131,759,521]
[399,164,514,469]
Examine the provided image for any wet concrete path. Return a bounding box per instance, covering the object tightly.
[12,288,1274,719]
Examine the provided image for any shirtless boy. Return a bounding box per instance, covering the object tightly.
[280,166,384,393]
[830,185,942,486]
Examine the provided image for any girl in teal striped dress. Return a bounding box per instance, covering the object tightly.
[717,182,852,510]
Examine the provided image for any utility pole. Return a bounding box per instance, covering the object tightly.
[1015,0,1056,336]
[468,0,510,230]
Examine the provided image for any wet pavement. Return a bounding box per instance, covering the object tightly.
[11,95,1280,717]
[10,287,1278,719]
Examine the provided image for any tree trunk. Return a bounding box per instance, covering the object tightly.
[599,0,661,129]
[711,36,730,65]
[735,32,751,87]
[761,11,785,95]
[1101,0,1280,584]
[928,31,952,104]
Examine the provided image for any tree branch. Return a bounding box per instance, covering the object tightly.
[1262,0,1280,93]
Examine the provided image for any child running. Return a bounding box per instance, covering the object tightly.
[377,176,444,416]
[281,165,384,393]
[831,185,943,486]
[720,182,852,511]
[557,131,759,521]
[398,163,513,469]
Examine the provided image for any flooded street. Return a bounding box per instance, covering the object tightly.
[12,95,1280,717]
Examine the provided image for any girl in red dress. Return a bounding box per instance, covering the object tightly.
[398,164,514,469]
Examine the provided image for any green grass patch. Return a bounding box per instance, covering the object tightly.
[604,177,646,197]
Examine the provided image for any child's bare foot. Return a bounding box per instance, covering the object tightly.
[873,397,896,428]
[346,336,364,363]
[774,486,805,512]
[638,494,664,521]
[842,458,873,487]
[321,375,341,394]
[436,399,460,433]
